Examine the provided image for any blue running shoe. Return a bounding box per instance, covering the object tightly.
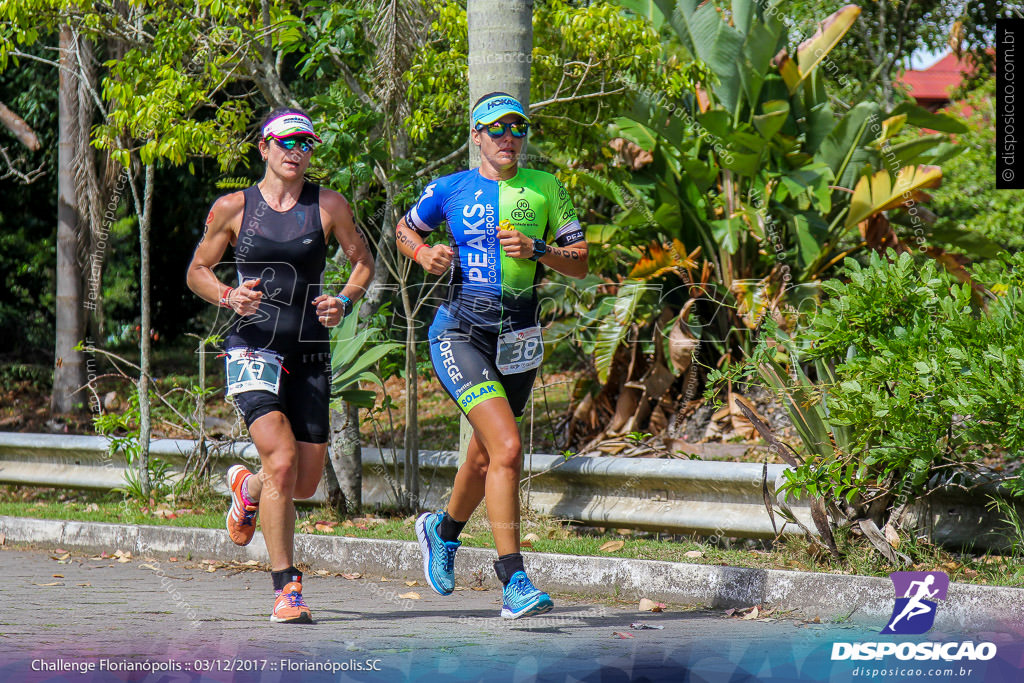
[415,511,460,596]
[501,571,554,619]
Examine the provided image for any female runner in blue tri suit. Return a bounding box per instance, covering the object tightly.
[395,93,588,619]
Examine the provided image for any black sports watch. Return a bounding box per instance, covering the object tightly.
[338,294,352,318]
[529,238,547,261]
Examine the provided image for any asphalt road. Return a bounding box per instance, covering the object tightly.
[0,545,1013,682]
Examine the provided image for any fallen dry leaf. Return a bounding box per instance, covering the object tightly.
[724,608,736,617]
[639,598,665,612]
[169,557,177,562]
[684,550,703,559]
[0,533,5,545]
[77,583,90,587]
[314,523,334,533]
[314,569,331,577]
[612,632,635,639]
[600,540,625,553]
[398,592,421,600]
[341,573,362,580]
[741,606,760,620]
[34,582,62,586]
[243,560,259,566]
[139,564,160,571]
[470,586,487,591]
[55,548,67,554]
[206,566,217,573]
[380,577,390,582]
[405,580,419,587]
[522,533,540,543]
[520,540,533,548]
[51,574,64,578]
[460,533,475,539]
[883,523,900,549]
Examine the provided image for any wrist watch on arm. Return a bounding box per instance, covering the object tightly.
[528,238,547,261]
[338,294,352,318]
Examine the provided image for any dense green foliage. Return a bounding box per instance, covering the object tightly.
[750,250,1024,508]
[930,79,1024,254]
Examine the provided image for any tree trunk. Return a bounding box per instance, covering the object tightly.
[137,162,154,498]
[52,27,87,415]
[467,0,533,168]
[401,283,419,512]
[328,402,362,515]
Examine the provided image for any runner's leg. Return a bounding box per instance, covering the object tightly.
[293,442,328,499]
[464,397,522,556]
[447,431,489,522]
[247,411,299,570]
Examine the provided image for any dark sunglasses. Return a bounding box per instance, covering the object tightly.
[476,121,529,138]
[268,136,316,153]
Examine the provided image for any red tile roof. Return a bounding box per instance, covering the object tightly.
[899,52,982,103]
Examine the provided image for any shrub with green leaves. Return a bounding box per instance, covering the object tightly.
[750,250,1024,511]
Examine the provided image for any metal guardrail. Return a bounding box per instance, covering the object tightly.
[0,433,1017,549]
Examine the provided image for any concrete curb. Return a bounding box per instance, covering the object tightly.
[2,515,1019,631]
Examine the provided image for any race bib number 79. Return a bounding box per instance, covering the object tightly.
[225,348,284,396]
[495,326,543,375]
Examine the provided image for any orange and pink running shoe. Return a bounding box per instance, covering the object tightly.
[226,464,258,546]
[271,582,312,623]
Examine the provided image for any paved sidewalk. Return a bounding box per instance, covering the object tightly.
[3,515,1023,631]
[0,545,886,682]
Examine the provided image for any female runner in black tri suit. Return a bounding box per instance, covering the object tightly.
[187,108,373,623]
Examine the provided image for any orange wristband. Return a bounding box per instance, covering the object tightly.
[413,244,427,262]
[219,286,233,308]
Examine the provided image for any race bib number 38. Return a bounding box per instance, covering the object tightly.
[496,326,543,375]
[225,348,284,396]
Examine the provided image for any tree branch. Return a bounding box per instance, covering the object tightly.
[0,145,45,183]
[530,87,627,112]
[327,49,381,112]
[415,140,469,178]
[0,101,40,150]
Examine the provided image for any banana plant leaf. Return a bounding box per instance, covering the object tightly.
[777,4,861,94]
[594,281,648,383]
[845,165,943,229]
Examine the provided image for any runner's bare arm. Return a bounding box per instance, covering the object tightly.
[396,216,452,276]
[315,190,375,326]
[185,193,263,315]
[540,240,589,279]
[497,229,589,279]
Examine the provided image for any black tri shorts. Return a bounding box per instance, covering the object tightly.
[229,350,332,444]
[427,306,538,420]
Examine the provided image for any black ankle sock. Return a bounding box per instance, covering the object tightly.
[493,552,525,586]
[438,511,467,543]
[271,566,302,593]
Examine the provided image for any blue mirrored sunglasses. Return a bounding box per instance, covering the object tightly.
[268,136,316,153]
[476,121,529,138]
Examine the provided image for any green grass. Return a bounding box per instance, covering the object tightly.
[3,485,1022,590]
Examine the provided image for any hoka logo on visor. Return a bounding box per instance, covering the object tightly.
[488,98,519,109]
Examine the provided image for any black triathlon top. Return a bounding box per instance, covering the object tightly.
[224,182,329,357]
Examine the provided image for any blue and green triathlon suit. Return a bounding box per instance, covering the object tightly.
[406,168,584,418]
[224,182,331,444]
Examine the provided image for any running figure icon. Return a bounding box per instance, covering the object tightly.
[880,571,949,635]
